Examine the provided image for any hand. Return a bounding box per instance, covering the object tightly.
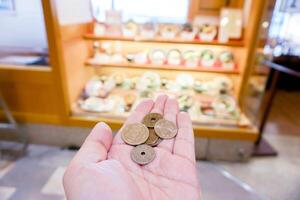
[63,95,201,200]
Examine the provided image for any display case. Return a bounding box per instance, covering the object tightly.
[42,0,272,160]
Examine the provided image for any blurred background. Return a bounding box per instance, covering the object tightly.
[0,0,299,199]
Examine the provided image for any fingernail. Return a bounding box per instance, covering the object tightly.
[180,112,189,116]
[97,122,111,131]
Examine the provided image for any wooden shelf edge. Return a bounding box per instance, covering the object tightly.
[68,115,258,141]
[193,125,258,141]
[70,105,256,141]
[83,34,245,47]
[0,111,61,125]
[0,64,51,72]
[85,61,240,74]
[0,46,48,56]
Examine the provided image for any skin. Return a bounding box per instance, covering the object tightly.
[63,95,201,200]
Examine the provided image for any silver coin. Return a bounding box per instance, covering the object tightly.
[154,119,177,139]
[130,144,156,165]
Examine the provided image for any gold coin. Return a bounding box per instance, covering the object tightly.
[121,123,149,145]
[142,113,163,128]
[154,119,177,139]
[152,138,162,146]
[145,128,159,146]
[130,144,156,165]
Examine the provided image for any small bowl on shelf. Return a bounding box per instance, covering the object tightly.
[212,95,238,119]
[84,78,103,97]
[140,22,157,39]
[178,94,194,112]
[183,50,199,68]
[136,72,161,91]
[149,49,166,65]
[219,51,235,70]
[176,73,194,89]
[200,49,215,67]
[167,49,182,65]
[122,20,139,38]
[80,96,115,113]
[212,76,233,94]
[197,24,217,42]
[180,23,197,40]
[159,24,179,39]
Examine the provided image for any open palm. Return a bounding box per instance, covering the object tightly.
[64,95,201,200]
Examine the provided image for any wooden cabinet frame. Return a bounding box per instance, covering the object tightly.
[21,0,270,141]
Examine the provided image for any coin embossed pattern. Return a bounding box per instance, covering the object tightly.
[121,113,178,165]
[142,113,163,128]
[121,123,149,145]
[131,144,156,165]
[154,119,178,139]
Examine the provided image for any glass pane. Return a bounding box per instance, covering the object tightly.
[0,0,49,67]
[91,0,189,23]
[243,0,276,126]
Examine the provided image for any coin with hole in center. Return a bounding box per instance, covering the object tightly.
[142,113,163,128]
[154,119,177,139]
[145,128,159,146]
[130,144,156,165]
[121,123,149,145]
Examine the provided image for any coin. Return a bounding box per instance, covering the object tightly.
[130,144,156,165]
[145,128,159,146]
[154,119,177,139]
[121,123,149,145]
[152,138,162,146]
[142,113,163,128]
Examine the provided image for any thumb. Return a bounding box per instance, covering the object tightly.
[73,122,113,164]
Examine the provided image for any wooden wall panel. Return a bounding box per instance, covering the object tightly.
[0,66,61,123]
[0,82,58,114]
[62,38,94,104]
[59,23,94,106]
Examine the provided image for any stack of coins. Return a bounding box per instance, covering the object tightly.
[121,113,178,165]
